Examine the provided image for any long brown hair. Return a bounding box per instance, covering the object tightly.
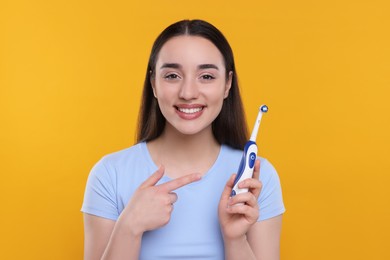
[137,19,248,150]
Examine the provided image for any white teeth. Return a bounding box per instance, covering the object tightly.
[178,107,203,114]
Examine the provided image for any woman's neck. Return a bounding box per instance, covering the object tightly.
[147,125,221,178]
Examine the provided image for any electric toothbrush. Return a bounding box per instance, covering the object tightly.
[231,105,268,197]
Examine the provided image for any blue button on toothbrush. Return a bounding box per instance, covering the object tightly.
[231,105,268,197]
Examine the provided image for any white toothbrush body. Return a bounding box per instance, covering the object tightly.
[231,105,268,197]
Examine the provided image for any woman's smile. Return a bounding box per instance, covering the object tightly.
[175,104,205,120]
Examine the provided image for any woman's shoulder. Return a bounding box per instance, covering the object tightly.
[89,142,153,177]
[88,141,155,184]
[98,142,147,164]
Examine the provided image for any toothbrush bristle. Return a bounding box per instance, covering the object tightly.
[260,105,268,113]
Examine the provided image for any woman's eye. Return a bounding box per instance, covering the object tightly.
[201,74,215,80]
[164,74,180,79]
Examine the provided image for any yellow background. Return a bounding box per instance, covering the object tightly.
[1,0,389,259]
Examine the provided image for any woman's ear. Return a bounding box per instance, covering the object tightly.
[224,71,233,98]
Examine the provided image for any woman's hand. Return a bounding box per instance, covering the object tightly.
[118,166,201,236]
[218,159,262,241]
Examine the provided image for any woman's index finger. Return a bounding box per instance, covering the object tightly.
[158,173,202,192]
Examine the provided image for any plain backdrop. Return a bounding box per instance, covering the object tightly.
[1,0,389,259]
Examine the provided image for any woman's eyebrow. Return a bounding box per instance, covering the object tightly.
[160,63,181,69]
[198,64,219,70]
[160,63,219,70]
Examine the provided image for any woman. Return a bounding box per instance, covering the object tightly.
[82,19,285,260]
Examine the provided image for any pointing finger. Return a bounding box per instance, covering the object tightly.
[158,173,201,192]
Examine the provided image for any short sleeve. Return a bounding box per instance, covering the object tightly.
[258,158,285,221]
[81,158,119,221]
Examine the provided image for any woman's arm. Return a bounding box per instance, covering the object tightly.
[247,215,283,260]
[223,215,282,260]
[83,213,142,260]
[83,214,115,260]
[83,166,201,260]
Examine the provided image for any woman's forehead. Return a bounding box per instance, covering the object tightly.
[156,36,224,68]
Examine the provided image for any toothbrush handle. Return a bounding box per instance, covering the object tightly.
[231,141,258,197]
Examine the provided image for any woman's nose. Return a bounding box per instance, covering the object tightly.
[178,78,199,100]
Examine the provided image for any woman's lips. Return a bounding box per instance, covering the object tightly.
[175,105,205,120]
[177,107,203,114]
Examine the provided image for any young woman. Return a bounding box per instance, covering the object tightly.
[82,19,285,260]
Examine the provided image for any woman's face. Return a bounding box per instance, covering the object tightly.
[152,35,232,137]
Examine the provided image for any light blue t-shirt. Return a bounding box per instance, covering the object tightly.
[81,142,285,259]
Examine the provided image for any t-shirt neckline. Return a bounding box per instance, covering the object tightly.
[140,141,226,183]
